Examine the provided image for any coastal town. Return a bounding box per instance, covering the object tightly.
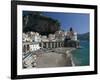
[22,28,80,68]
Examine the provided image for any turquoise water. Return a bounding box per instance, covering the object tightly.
[72,40,90,66]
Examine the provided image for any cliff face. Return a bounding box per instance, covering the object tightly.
[23,12,60,35]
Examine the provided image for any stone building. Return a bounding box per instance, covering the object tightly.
[23,42,40,53]
[48,34,55,41]
[22,27,79,53]
[64,27,79,48]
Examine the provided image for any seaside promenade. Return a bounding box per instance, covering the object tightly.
[23,47,75,68]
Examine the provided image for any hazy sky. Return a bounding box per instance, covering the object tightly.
[43,12,90,34]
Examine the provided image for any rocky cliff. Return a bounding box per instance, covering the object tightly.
[23,11,60,36]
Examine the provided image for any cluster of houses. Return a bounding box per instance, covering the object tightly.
[22,28,78,54]
[22,28,79,68]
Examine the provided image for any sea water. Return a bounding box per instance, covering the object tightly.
[72,40,89,66]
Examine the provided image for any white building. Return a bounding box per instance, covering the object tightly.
[55,30,67,41]
[23,32,41,53]
[32,35,41,42]
[48,34,55,40]
[23,42,40,53]
[23,33,32,42]
[29,32,41,42]
[29,42,40,52]
[41,35,48,42]
[71,32,77,41]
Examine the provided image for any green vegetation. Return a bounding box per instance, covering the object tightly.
[23,12,61,35]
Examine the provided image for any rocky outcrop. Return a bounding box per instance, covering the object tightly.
[23,12,60,35]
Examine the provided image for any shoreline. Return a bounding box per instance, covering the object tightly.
[65,48,76,66]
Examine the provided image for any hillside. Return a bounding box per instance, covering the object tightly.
[77,32,89,40]
[23,11,60,35]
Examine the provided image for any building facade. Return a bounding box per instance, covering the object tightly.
[22,28,79,53]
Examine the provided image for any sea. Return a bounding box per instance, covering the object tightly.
[71,40,90,66]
